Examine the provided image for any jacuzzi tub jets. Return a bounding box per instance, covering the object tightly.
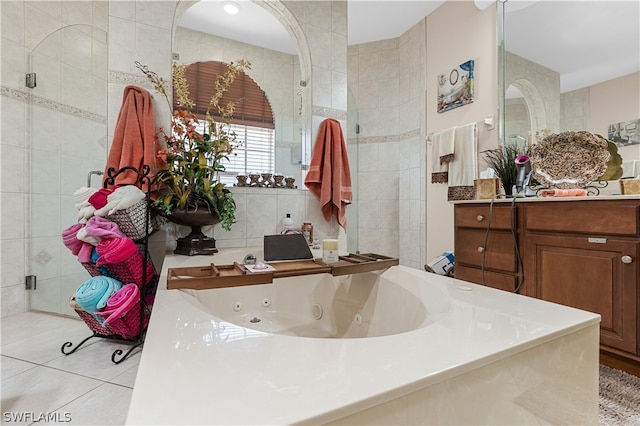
[312,303,323,320]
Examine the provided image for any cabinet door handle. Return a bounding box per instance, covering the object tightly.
[476,215,484,222]
[477,246,485,253]
[621,255,633,264]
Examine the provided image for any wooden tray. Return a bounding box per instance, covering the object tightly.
[270,260,332,278]
[329,253,399,276]
[167,253,397,290]
[168,262,272,290]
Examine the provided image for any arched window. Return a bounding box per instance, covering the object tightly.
[174,61,275,184]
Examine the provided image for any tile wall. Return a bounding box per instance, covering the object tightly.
[1,1,109,316]
[347,22,426,269]
[2,0,497,314]
[505,50,561,136]
[1,0,353,315]
[560,88,590,132]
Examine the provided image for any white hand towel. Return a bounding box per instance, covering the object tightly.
[449,122,477,187]
[73,187,97,209]
[431,126,456,183]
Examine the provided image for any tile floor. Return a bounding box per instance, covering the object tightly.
[1,312,139,425]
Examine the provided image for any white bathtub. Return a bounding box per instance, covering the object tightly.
[181,271,451,338]
[127,259,600,425]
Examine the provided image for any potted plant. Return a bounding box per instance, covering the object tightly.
[136,59,251,254]
[481,142,526,197]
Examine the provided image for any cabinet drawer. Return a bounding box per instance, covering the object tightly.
[455,228,518,272]
[454,204,516,230]
[455,265,519,292]
[525,203,639,236]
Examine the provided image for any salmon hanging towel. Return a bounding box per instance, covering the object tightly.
[304,118,352,229]
[103,85,159,190]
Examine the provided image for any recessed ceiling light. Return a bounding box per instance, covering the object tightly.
[223,1,240,15]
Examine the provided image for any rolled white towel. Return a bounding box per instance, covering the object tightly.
[94,185,146,216]
[73,187,97,210]
[77,203,96,223]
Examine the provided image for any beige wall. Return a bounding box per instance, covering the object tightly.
[425,1,498,261]
[589,71,640,164]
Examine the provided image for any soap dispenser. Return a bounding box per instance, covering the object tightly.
[282,213,293,233]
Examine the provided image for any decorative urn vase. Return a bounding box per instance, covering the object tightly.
[166,209,220,256]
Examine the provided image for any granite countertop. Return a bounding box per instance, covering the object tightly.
[453,194,640,204]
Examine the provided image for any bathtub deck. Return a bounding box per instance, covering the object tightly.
[127,262,600,425]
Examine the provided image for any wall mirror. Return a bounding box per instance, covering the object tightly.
[174,0,307,183]
[499,0,640,176]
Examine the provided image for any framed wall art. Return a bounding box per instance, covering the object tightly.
[437,59,475,113]
[608,118,640,147]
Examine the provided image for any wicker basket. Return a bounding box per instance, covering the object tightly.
[80,262,101,277]
[102,252,156,287]
[104,298,149,339]
[619,178,640,195]
[70,296,148,339]
[70,296,113,336]
[80,261,118,279]
[106,199,161,241]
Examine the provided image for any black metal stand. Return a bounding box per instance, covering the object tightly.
[60,165,158,364]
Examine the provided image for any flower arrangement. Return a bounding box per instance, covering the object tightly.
[136,59,251,231]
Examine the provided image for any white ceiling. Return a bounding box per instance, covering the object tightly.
[179,0,640,93]
[179,0,446,55]
[504,0,640,93]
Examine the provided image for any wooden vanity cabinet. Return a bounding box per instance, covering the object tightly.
[454,198,640,372]
[454,203,524,293]
[523,201,639,359]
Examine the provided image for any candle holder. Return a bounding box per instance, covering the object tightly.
[260,172,273,188]
[248,172,261,187]
[285,176,297,189]
[273,174,285,188]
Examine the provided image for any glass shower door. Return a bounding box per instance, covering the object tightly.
[27,24,108,315]
[346,86,359,253]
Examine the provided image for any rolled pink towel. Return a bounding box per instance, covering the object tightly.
[540,188,588,197]
[85,216,126,239]
[97,283,140,324]
[77,243,94,263]
[96,237,139,266]
[62,223,84,255]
